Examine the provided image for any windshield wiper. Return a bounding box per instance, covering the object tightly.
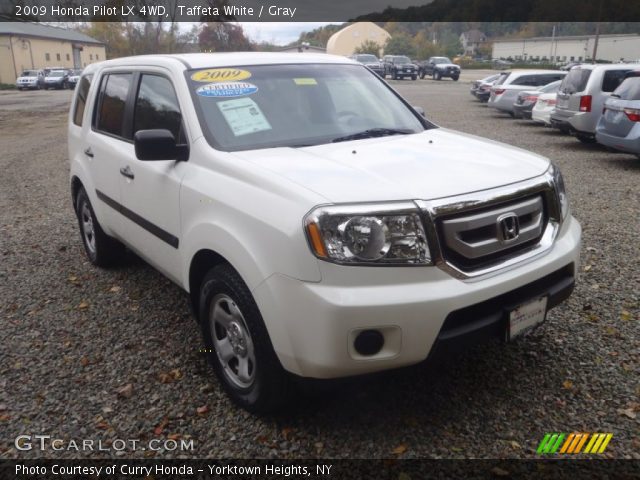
[332,128,413,143]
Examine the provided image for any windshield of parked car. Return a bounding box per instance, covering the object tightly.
[189,64,427,151]
[539,80,562,93]
[613,76,640,100]
[394,56,411,64]
[432,57,452,64]
[355,55,378,63]
[21,70,37,77]
[49,71,65,77]
[559,68,591,94]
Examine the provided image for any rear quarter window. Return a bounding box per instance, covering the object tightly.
[602,69,632,93]
[72,74,93,127]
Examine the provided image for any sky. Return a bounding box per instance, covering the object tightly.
[238,22,340,45]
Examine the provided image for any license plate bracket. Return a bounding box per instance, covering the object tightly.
[507,296,548,341]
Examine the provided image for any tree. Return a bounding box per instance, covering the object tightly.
[384,33,416,57]
[354,40,382,56]
[199,23,254,52]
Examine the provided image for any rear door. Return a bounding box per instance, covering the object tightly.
[557,68,592,112]
[601,76,640,137]
[83,71,136,238]
[118,71,187,283]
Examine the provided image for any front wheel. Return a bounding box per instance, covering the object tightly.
[199,264,291,413]
[452,75,459,81]
[411,75,417,81]
[392,70,399,80]
[434,71,442,81]
[420,71,425,79]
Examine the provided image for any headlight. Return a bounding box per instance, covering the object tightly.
[551,164,569,220]
[304,202,431,265]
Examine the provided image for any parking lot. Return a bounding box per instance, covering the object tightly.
[1,71,638,459]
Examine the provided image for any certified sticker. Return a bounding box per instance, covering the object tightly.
[196,82,258,98]
[191,68,251,82]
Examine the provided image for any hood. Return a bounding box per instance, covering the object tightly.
[436,63,459,69]
[17,76,36,81]
[231,129,550,203]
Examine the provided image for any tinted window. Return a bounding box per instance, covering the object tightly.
[613,77,640,100]
[354,55,378,63]
[394,56,411,64]
[602,69,631,93]
[560,69,591,94]
[73,74,93,127]
[512,75,539,86]
[96,73,132,137]
[133,75,182,140]
[540,80,561,93]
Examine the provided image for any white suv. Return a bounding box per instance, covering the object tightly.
[69,53,581,412]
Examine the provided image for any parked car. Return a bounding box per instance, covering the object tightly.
[475,75,500,102]
[551,63,639,143]
[493,59,513,70]
[15,69,45,90]
[67,69,83,89]
[595,71,640,156]
[488,70,567,116]
[382,55,418,80]
[470,73,500,98]
[418,57,460,81]
[44,69,70,89]
[531,91,559,126]
[349,54,384,77]
[69,53,580,412]
[513,80,562,119]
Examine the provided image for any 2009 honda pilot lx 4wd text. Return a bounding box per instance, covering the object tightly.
[69,53,581,412]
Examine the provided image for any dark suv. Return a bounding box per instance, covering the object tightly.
[418,57,461,81]
[382,55,418,80]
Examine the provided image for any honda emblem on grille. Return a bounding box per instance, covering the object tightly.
[497,213,520,244]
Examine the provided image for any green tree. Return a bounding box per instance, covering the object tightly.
[354,40,382,56]
[384,33,416,57]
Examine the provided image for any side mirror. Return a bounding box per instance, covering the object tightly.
[413,106,426,117]
[134,129,188,161]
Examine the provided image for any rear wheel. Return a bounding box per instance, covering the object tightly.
[75,187,125,267]
[199,264,291,412]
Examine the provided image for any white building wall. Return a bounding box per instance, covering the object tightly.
[493,35,640,63]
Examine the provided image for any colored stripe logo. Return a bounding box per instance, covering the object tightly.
[537,433,613,454]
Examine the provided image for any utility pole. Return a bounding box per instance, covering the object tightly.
[592,0,603,63]
[550,24,556,63]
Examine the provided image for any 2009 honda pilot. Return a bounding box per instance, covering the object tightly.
[69,53,581,412]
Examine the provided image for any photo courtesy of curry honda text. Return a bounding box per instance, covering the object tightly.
[68,53,581,412]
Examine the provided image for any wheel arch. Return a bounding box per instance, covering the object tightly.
[188,249,232,316]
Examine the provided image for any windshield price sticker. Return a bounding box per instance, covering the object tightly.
[191,68,252,83]
[217,97,272,137]
[196,82,258,98]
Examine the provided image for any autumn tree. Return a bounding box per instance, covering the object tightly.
[198,23,254,52]
[384,33,416,57]
[354,40,382,56]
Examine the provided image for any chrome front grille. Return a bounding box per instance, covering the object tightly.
[416,172,562,279]
[440,196,545,262]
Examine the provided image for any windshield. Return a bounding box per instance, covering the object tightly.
[49,71,65,77]
[540,80,561,93]
[355,55,378,63]
[394,56,411,64]
[559,68,591,94]
[21,70,37,77]
[190,64,427,151]
[432,57,452,64]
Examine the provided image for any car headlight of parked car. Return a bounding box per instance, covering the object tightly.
[305,202,431,265]
[550,164,569,221]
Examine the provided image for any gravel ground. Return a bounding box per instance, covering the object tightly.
[0,73,638,460]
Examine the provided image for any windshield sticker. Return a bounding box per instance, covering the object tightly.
[196,81,258,98]
[217,97,272,137]
[293,78,318,86]
[191,68,251,82]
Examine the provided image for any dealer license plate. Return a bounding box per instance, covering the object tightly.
[508,296,547,340]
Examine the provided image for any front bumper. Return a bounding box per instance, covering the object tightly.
[253,216,581,378]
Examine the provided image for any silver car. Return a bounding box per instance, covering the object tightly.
[488,70,566,116]
[595,72,640,156]
[551,63,640,143]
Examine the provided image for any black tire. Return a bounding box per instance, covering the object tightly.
[452,75,460,81]
[420,71,425,79]
[576,134,597,144]
[199,264,291,413]
[75,187,125,267]
[411,75,417,81]
[434,71,442,81]
[392,70,399,80]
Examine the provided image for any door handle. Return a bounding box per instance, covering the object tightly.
[84,148,94,158]
[119,166,135,180]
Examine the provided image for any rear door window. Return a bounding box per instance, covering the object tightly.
[512,75,539,86]
[613,77,640,100]
[602,69,632,93]
[95,73,133,138]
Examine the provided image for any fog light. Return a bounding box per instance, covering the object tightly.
[354,330,384,356]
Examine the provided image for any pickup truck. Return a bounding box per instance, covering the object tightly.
[418,57,461,81]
